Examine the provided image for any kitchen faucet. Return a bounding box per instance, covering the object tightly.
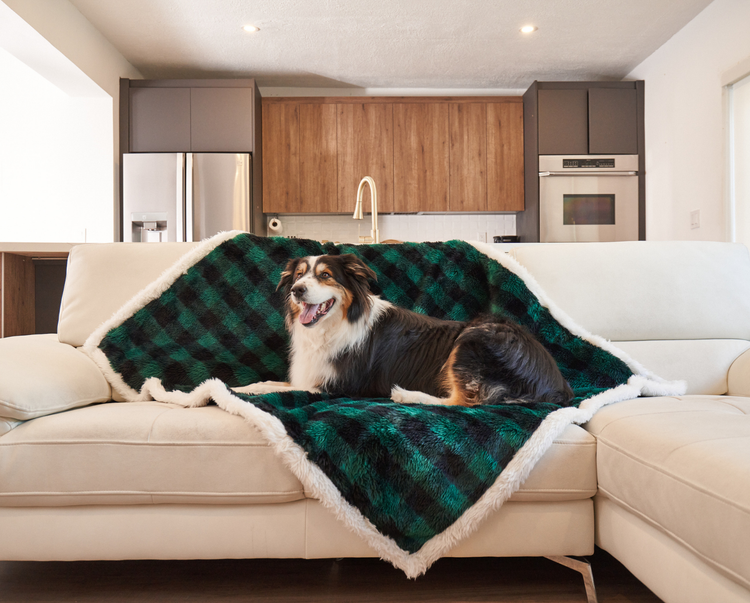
[353,176,379,244]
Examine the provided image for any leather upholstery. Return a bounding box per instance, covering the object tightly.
[0,401,596,507]
[586,395,750,590]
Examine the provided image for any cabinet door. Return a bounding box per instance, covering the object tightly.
[487,102,524,211]
[449,103,486,211]
[394,103,450,213]
[190,88,254,152]
[129,87,191,152]
[588,88,638,154]
[337,104,394,213]
[262,103,300,213]
[537,89,588,155]
[300,104,338,213]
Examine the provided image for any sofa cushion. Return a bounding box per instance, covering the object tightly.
[58,242,200,347]
[509,241,750,342]
[613,339,750,395]
[0,334,110,421]
[586,395,750,589]
[0,401,597,507]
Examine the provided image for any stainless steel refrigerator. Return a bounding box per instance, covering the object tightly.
[122,153,260,242]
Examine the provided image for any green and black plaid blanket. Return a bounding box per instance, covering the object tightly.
[85,231,678,577]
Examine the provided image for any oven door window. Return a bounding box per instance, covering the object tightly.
[563,194,616,225]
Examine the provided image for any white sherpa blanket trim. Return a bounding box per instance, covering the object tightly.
[83,232,687,579]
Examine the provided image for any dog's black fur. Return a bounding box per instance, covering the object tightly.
[276,254,574,407]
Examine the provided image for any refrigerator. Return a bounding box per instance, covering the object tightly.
[122,153,260,242]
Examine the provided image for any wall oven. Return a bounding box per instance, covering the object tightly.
[539,155,639,242]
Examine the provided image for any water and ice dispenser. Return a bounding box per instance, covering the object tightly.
[129,212,168,243]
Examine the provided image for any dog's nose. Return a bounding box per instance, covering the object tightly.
[291,283,306,298]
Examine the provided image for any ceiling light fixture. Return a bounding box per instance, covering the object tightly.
[520,25,537,34]
[243,24,260,33]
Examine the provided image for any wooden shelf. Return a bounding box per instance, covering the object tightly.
[0,244,76,338]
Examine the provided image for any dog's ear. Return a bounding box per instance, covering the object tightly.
[340,254,377,284]
[339,254,376,323]
[277,258,301,292]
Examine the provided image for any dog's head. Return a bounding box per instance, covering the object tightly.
[278,254,377,328]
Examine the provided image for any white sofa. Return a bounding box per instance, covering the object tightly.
[0,240,748,603]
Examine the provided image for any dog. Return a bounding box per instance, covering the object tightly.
[236,254,573,407]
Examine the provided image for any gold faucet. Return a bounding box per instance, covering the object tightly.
[353,176,379,244]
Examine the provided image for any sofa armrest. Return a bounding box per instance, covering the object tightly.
[0,334,111,433]
[727,347,750,396]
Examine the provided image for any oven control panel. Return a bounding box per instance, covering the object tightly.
[539,155,639,173]
[562,158,615,169]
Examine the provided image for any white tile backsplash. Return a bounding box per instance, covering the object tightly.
[266,214,516,244]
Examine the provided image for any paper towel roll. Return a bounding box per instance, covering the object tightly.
[268,218,283,235]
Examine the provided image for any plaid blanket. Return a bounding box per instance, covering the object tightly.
[84,231,683,577]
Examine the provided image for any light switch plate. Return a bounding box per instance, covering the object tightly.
[690,210,700,230]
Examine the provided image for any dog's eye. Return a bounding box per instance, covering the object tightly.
[320,271,331,279]
[294,272,303,281]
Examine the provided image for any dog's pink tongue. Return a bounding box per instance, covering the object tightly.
[299,303,321,325]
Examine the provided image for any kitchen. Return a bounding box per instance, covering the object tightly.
[119,81,644,247]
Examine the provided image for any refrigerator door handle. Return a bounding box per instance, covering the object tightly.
[176,154,186,242]
[185,153,194,242]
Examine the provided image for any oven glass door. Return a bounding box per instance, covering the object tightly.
[539,174,639,242]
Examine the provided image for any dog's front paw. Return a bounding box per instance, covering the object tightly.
[390,385,409,403]
[232,381,291,395]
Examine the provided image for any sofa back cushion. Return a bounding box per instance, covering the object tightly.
[509,241,750,395]
[58,242,199,347]
[509,241,750,342]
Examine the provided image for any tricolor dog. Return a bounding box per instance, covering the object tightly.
[238,254,573,406]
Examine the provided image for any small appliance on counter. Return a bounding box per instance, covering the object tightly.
[122,153,263,242]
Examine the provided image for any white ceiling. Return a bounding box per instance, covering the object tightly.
[68,0,714,91]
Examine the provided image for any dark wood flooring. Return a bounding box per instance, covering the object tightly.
[0,547,662,602]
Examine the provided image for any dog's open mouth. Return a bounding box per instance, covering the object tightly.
[299,298,335,327]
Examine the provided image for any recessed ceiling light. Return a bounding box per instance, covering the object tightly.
[520,25,537,34]
[243,24,259,33]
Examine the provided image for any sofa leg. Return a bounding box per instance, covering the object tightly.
[545,556,597,603]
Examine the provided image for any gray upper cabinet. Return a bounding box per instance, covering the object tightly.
[190,88,255,152]
[537,84,639,155]
[588,88,638,154]
[126,80,257,153]
[538,89,588,155]
[129,87,192,152]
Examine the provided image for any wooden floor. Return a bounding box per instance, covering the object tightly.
[0,548,661,602]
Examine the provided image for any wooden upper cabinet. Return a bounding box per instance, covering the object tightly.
[263,103,300,213]
[263,103,339,213]
[337,104,394,213]
[300,104,338,213]
[449,103,487,212]
[262,96,524,214]
[393,103,450,213]
[487,102,524,211]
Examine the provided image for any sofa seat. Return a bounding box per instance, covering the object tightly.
[585,395,750,591]
[0,400,597,507]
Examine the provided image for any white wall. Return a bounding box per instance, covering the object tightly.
[0,0,141,242]
[627,0,750,241]
[0,48,111,242]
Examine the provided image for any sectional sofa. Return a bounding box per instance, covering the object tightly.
[0,238,748,603]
